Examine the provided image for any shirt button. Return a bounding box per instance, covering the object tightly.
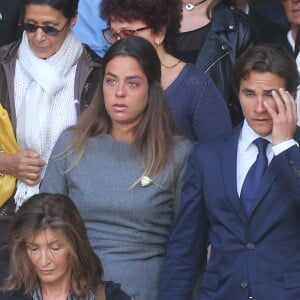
[247,243,255,250]
[229,24,234,30]
[241,281,248,288]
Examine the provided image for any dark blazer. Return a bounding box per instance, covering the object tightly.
[159,125,300,300]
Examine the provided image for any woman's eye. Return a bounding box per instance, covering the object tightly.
[128,81,139,87]
[26,244,38,251]
[50,244,61,251]
[105,78,116,85]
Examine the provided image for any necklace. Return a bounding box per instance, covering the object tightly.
[160,59,182,69]
[183,0,207,11]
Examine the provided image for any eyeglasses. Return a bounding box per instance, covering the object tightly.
[102,26,150,44]
[21,21,69,36]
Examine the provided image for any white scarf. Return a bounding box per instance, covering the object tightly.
[15,31,83,209]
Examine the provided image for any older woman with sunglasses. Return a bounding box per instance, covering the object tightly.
[0,0,102,260]
[101,0,232,143]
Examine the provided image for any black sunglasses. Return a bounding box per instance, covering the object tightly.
[21,22,68,36]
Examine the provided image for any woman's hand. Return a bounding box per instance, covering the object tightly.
[0,150,46,185]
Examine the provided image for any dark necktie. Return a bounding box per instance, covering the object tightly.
[240,138,269,217]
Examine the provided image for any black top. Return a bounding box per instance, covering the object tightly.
[174,22,212,64]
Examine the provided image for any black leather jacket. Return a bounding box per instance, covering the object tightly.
[195,3,253,126]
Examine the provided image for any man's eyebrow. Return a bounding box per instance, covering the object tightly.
[263,89,276,94]
[241,88,254,92]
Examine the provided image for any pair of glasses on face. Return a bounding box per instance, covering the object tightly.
[102,26,149,44]
[21,21,68,36]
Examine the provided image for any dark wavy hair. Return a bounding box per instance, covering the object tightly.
[22,0,78,19]
[1,193,103,298]
[233,44,300,97]
[100,0,182,53]
[71,36,182,182]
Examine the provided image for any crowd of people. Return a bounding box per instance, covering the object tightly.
[1,0,300,299]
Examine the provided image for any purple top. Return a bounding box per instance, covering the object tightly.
[165,63,232,142]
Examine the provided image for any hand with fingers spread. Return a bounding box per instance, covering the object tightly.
[0,149,46,186]
[264,88,298,145]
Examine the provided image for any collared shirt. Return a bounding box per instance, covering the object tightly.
[236,120,297,196]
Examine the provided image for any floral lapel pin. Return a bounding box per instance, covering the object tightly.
[140,176,163,189]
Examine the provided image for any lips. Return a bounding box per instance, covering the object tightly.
[253,118,271,122]
[39,269,54,275]
[34,46,49,52]
[292,9,300,15]
[112,103,127,112]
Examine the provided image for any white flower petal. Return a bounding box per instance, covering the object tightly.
[141,176,152,187]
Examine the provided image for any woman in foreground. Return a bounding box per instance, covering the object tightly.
[41,36,192,300]
[0,193,130,300]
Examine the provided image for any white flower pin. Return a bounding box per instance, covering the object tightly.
[140,176,163,189]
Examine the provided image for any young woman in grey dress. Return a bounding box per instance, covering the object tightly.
[40,36,192,300]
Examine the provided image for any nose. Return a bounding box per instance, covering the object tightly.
[33,27,47,42]
[254,97,267,113]
[116,82,126,97]
[39,249,51,267]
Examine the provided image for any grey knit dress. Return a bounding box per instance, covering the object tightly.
[40,130,192,300]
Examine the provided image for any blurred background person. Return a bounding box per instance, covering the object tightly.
[0,0,102,261]
[41,36,192,300]
[101,0,232,141]
[0,193,131,300]
[173,0,253,126]
[0,0,22,46]
[227,0,287,44]
[73,0,109,57]
[281,0,300,125]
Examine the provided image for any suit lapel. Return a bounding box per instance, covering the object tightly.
[221,126,247,224]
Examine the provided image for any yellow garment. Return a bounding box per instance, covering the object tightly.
[0,103,19,207]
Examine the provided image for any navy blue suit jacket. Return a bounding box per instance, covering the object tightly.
[159,125,300,300]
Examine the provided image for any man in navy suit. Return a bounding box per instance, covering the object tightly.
[158,44,300,300]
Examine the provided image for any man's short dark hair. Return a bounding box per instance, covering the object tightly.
[233,44,300,97]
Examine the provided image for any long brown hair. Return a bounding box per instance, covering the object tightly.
[1,193,103,297]
[71,36,183,181]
